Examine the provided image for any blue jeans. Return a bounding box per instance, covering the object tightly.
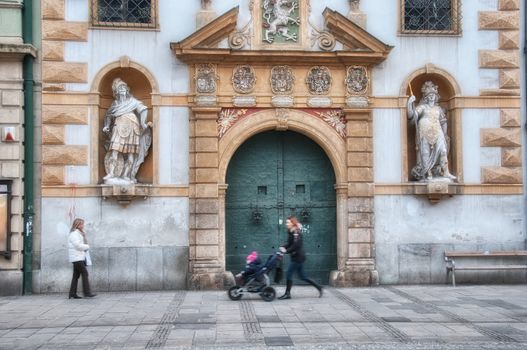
[286,261,309,282]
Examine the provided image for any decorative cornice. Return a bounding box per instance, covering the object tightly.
[0,1,23,9]
[0,43,37,59]
[172,7,392,67]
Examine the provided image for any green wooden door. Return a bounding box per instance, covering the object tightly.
[226,131,336,284]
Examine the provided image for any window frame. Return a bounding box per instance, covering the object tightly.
[90,0,159,30]
[0,181,11,259]
[399,0,461,36]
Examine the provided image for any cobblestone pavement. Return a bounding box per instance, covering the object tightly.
[0,285,526,349]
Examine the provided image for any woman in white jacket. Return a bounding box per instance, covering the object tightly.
[68,218,96,299]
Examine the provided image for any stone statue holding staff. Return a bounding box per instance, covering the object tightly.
[407,81,456,182]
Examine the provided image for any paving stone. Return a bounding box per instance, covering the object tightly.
[264,335,294,346]
[0,287,527,349]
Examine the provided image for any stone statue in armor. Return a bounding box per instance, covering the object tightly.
[102,78,152,184]
[407,81,456,182]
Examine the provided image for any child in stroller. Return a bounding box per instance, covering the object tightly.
[228,250,284,302]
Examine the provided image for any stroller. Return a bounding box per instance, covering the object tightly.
[228,251,283,302]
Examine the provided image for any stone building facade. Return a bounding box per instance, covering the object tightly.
[22,0,525,293]
[0,0,37,295]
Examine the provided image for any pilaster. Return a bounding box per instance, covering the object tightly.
[188,106,232,289]
[331,109,377,286]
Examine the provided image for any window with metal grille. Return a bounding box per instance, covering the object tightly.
[401,0,461,35]
[91,0,158,29]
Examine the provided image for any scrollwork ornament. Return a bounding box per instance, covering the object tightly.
[232,65,256,94]
[313,31,336,51]
[229,19,252,50]
[345,66,369,95]
[195,64,218,94]
[229,32,248,50]
[271,65,294,95]
[306,66,332,95]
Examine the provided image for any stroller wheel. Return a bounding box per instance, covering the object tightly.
[228,286,243,300]
[260,286,276,302]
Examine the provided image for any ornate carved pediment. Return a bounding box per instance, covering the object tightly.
[171,6,392,66]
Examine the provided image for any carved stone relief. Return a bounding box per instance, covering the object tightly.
[195,64,218,94]
[270,65,294,95]
[262,0,300,44]
[275,108,290,131]
[345,66,369,95]
[232,65,256,94]
[218,108,248,138]
[306,66,332,95]
[316,110,346,138]
[310,29,336,51]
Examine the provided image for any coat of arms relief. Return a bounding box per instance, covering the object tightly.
[271,66,294,95]
[262,0,300,44]
[195,64,218,94]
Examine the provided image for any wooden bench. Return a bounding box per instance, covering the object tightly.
[444,251,527,287]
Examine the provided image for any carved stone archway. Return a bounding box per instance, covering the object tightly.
[173,6,392,289]
[218,108,348,280]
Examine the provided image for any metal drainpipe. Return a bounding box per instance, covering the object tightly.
[22,0,34,295]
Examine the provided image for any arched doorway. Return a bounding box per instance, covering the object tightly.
[225,130,337,284]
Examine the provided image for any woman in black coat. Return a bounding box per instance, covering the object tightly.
[278,216,323,299]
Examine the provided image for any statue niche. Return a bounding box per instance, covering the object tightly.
[98,69,154,186]
[407,81,456,182]
[102,78,152,185]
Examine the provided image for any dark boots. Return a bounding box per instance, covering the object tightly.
[278,280,293,299]
[306,278,323,298]
[279,279,324,299]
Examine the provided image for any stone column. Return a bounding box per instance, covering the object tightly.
[188,106,232,289]
[344,108,376,286]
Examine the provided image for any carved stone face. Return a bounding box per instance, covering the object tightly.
[424,93,438,105]
[113,83,130,100]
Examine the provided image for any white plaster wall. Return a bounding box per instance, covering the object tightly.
[373,109,401,183]
[40,197,189,292]
[41,197,189,253]
[375,194,525,284]
[462,109,501,183]
[158,107,189,185]
[364,0,499,96]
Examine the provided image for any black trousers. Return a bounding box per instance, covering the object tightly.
[69,260,91,296]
